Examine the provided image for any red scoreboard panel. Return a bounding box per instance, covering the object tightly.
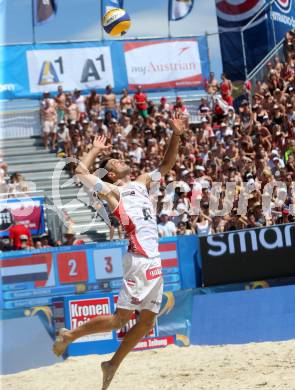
[57,251,88,284]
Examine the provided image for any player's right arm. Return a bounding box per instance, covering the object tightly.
[75,136,120,210]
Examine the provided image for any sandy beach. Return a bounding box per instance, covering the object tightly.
[2,340,295,390]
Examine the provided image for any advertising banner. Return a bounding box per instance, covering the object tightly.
[61,293,175,356]
[0,196,45,237]
[27,46,114,93]
[124,39,203,90]
[0,37,209,99]
[200,223,295,287]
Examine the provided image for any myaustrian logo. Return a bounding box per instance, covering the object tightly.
[206,224,295,257]
[130,61,197,76]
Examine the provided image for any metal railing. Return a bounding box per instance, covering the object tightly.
[0,100,41,139]
[247,37,285,95]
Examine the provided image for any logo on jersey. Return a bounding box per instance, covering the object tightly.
[122,190,136,197]
[146,266,162,281]
[274,0,292,13]
[216,0,267,29]
[131,297,142,305]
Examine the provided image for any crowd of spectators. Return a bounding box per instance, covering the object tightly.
[38,30,295,239]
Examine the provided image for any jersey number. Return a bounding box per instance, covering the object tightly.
[142,208,152,221]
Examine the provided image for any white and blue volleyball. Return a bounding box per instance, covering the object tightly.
[103,8,131,37]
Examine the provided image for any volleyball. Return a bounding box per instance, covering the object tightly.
[102,8,131,37]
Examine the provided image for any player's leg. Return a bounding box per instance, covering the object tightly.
[117,224,123,240]
[52,308,133,356]
[101,309,156,390]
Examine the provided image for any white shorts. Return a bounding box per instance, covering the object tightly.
[43,121,57,134]
[117,252,163,314]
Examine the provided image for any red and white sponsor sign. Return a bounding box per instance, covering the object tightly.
[133,336,175,351]
[124,39,202,90]
[69,297,113,342]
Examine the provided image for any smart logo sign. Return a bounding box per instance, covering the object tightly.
[200,223,295,287]
[26,47,114,93]
[69,297,113,342]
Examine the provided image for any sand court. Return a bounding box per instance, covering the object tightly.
[2,340,295,390]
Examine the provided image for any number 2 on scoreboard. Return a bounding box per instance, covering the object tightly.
[104,256,113,273]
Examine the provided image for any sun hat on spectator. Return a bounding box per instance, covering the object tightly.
[201,117,208,123]
[167,176,174,182]
[271,149,279,156]
[181,169,189,177]
[96,116,103,121]
[159,210,169,217]
[20,234,28,240]
[225,127,233,136]
[196,165,205,171]
[220,122,227,127]
[177,203,188,213]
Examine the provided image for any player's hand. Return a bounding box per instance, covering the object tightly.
[92,135,112,154]
[169,111,188,136]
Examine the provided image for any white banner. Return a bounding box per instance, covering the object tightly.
[124,39,202,90]
[26,47,114,93]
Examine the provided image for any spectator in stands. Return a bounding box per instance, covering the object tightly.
[9,220,32,250]
[134,85,148,118]
[102,85,117,118]
[120,89,133,116]
[55,85,66,123]
[86,89,101,116]
[157,210,177,237]
[73,89,86,118]
[8,172,28,197]
[18,234,34,250]
[220,73,233,106]
[63,226,85,246]
[205,71,219,95]
[41,92,57,150]
[40,233,52,248]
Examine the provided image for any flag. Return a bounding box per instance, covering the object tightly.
[34,0,57,24]
[169,0,194,21]
[0,253,54,287]
[102,0,124,14]
[159,242,178,268]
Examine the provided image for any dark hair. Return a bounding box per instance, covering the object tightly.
[98,157,113,183]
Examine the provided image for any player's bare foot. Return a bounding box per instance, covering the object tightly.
[52,328,73,356]
[101,361,117,390]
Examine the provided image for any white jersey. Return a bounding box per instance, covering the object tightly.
[113,181,160,258]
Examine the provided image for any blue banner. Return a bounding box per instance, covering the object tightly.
[216,0,295,80]
[0,37,210,99]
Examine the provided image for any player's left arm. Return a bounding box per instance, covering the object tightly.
[136,114,187,187]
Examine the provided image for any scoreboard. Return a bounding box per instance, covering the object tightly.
[0,237,196,310]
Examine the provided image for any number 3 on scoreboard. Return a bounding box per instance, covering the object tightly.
[104,256,113,273]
